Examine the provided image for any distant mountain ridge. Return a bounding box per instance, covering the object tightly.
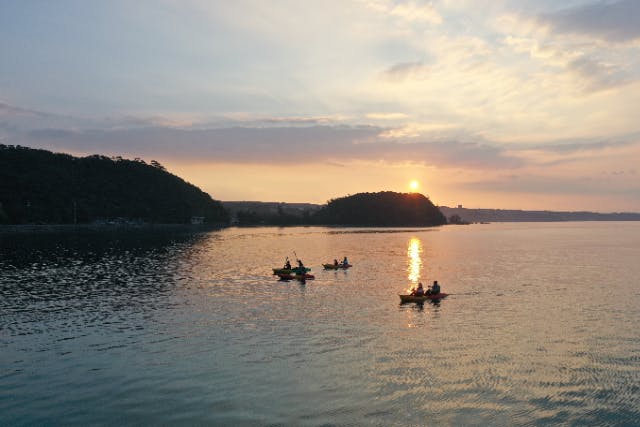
[439,206,640,223]
[224,201,640,223]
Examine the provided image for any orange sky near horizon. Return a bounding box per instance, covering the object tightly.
[168,158,640,212]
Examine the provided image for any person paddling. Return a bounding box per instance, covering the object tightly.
[296,258,307,283]
[412,282,425,296]
[431,280,441,295]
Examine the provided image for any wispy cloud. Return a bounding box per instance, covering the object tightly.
[365,112,409,120]
[522,133,640,154]
[496,4,640,96]
[0,102,51,118]
[19,123,522,170]
[382,61,429,81]
[462,172,640,196]
[362,0,442,24]
[567,56,632,92]
[539,0,640,43]
[390,1,442,24]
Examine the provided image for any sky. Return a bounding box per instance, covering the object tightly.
[1,0,640,211]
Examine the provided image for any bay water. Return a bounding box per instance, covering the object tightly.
[2,222,640,426]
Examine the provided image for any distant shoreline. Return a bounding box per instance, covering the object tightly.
[438,206,640,223]
[3,220,640,235]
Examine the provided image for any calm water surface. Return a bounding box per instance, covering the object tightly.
[1,223,640,426]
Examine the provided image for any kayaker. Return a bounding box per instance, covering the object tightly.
[432,280,441,295]
[284,257,291,270]
[413,282,425,296]
[342,256,349,266]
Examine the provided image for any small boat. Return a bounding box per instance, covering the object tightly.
[273,267,311,275]
[399,293,448,303]
[276,272,315,280]
[322,263,352,270]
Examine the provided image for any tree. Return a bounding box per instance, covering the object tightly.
[150,160,166,171]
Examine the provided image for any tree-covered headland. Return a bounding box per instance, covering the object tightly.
[314,191,447,226]
[0,145,228,225]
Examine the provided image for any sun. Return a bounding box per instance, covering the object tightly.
[409,180,419,191]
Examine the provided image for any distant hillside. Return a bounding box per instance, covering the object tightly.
[222,201,320,225]
[0,145,228,225]
[439,206,640,223]
[315,191,447,226]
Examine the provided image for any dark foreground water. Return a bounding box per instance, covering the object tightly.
[1,222,640,426]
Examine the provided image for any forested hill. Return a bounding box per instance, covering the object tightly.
[314,191,447,226]
[0,145,228,225]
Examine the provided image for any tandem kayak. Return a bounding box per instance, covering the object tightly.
[399,293,448,303]
[273,267,311,275]
[322,263,352,270]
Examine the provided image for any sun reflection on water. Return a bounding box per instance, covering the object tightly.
[407,237,422,292]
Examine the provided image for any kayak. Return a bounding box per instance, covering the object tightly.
[276,272,315,280]
[273,267,311,275]
[399,293,448,303]
[322,263,352,270]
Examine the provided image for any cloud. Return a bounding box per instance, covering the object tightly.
[498,5,640,95]
[519,133,640,154]
[378,122,459,138]
[539,0,640,43]
[462,172,640,196]
[389,1,442,24]
[362,0,442,24]
[260,116,340,125]
[383,61,429,80]
[567,56,632,91]
[12,121,524,170]
[0,101,100,133]
[506,134,640,168]
[0,102,51,118]
[365,112,409,120]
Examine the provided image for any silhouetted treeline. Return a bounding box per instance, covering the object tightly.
[0,145,228,225]
[439,206,640,222]
[314,191,447,226]
[236,207,314,226]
